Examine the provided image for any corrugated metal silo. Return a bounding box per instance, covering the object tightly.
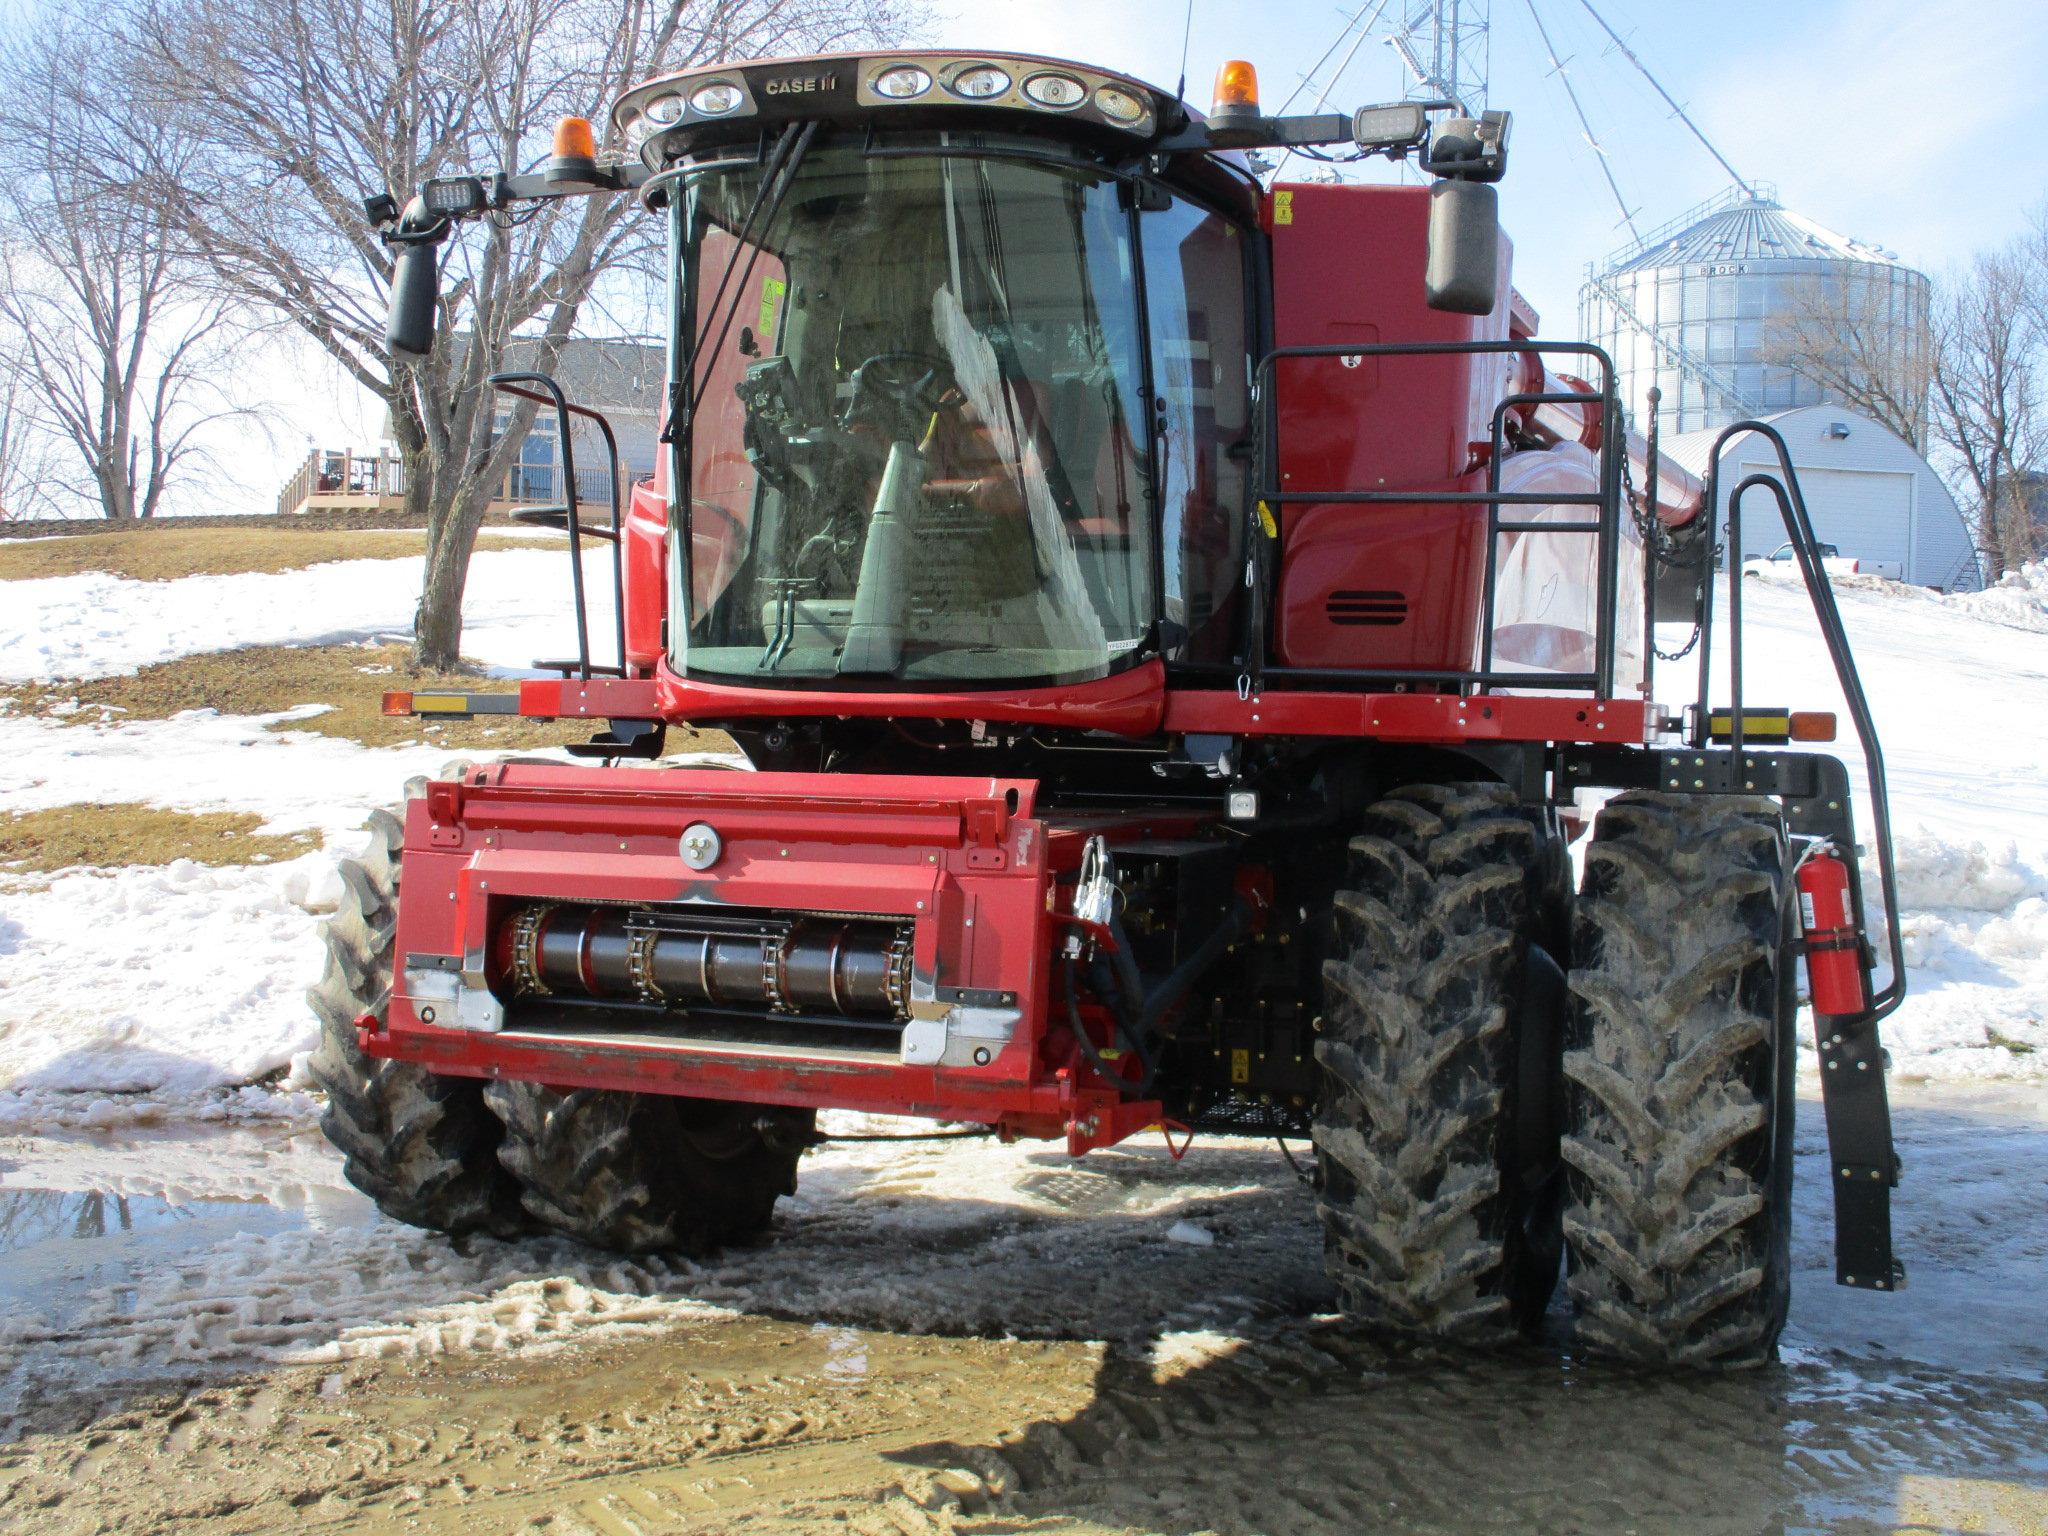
[1578,184,1931,443]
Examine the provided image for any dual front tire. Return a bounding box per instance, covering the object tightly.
[1314,785,1799,1368]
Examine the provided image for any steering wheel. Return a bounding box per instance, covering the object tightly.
[839,351,956,440]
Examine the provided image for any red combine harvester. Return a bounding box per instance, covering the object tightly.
[329,52,1907,1365]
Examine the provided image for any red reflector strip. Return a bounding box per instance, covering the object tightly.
[1790,711,1837,742]
[382,691,413,716]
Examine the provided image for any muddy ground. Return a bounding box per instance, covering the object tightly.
[1,1084,2044,1535]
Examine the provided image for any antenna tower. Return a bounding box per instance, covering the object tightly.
[1383,0,1490,113]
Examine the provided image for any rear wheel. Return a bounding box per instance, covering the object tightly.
[306,806,526,1238]
[1313,783,1568,1344]
[1561,793,1797,1368]
[484,1081,814,1255]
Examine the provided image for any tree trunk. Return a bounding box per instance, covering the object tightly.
[414,482,500,670]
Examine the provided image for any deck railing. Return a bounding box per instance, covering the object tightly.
[277,449,629,516]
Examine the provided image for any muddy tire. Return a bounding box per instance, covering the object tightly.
[485,1082,814,1255]
[1313,783,1568,1343]
[306,806,527,1238]
[1561,793,1797,1368]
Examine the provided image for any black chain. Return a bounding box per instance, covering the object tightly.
[1621,444,1708,663]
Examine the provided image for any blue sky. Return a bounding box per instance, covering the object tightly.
[257,0,2048,508]
[951,0,2048,332]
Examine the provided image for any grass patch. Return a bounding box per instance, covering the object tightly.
[1986,1028,2037,1057]
[2,643,614,750]
[0,526,557,582]
[0,803,316,876]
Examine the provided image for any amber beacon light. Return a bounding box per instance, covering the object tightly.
[1211,59,1260,123]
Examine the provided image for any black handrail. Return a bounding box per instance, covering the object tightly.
[1252,339,1624,697]
[1701,420,1906,1023]
[490,372,628,682]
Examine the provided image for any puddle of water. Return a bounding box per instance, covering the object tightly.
[0,1184,360,1325]
[811,1322,871,1383]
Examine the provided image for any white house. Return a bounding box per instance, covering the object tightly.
[1661,405,1980,591]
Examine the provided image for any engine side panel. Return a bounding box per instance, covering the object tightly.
[1266,182,1513,672]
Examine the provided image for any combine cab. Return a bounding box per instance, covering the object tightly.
[322,52,1907,1365]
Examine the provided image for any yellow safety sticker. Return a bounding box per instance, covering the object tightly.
[1230,1048,1251,1085]
[1273,189,1293,225]
[410,693,472,713]
[757,276,787,338]
[1257,500,1278,537]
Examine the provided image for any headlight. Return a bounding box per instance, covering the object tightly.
[1023,73,1086,109]
[641,90,685,125]
[948,65,1011,100]
[689,81,744,117]
[873,64,932,99]
[1093,85,1147,124]
[422,176,486,216]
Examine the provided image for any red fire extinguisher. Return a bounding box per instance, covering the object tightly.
[1797,843,1870,1020]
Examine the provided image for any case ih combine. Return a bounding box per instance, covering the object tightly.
[328,51,1907,1366]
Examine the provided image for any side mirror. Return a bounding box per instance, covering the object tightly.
[386,239,442,358]
[1425,178,1500,315]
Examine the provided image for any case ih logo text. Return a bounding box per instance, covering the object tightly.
[764,72,837,96]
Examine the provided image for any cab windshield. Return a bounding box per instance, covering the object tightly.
[671,139,1246,686]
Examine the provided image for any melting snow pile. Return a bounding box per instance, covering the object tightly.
[1941,558,2048,634]
[0,858,332,1110]
[1875,836,2048,1077]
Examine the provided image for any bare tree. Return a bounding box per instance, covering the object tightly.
[1762,272,1932,451]
[120,0,924,667]
[0,23,257,521]
[1928,248,2045,580]
[0,365,64,520]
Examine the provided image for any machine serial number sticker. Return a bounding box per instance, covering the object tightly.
[1230,1048,1251,1084]
[1273,189,1294,226]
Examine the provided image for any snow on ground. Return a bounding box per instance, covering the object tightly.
[0,542,2043,1434]
[0,858,333,1101]
[0,704,495,836]
[1938,557,2048,634]
[1653,576,2048,1076]
[0,546,2042,1120]
[0,544,616,683]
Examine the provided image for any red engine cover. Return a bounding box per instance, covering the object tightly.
[1266,182,1513,672]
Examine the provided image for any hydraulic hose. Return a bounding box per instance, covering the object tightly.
[1137,897,1256,1040]
[1064,898,1257,1100]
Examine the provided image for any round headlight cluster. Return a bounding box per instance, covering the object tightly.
[1094,85,1147,124]
[689,81,744,116]
[873,64,932,99]
[948,65,1011,99]
[1023,73,1085,109]
[642,90,685,125]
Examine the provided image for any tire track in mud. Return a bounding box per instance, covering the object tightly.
[1,1312,2045,1535]
[886,1325,2048,1536]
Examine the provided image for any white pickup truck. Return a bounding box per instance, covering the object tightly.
[1740,542,1899,581]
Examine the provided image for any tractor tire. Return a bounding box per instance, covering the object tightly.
[305,804,527,1238]
[1560,792,1797,1368]
[1313,782,1569,1344]
[484,1081,814,1255]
